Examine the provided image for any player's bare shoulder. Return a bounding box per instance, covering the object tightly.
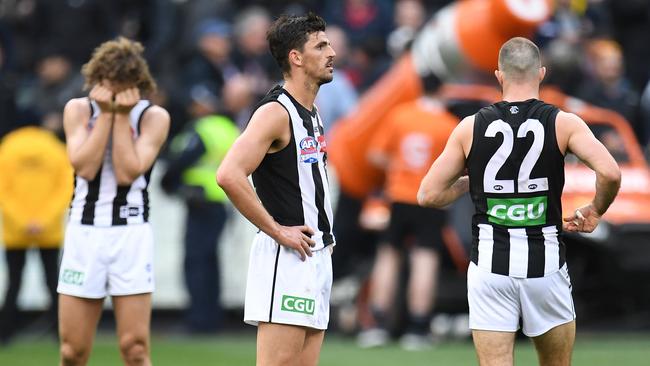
[555,110,589,153]
[63,98,92,121]
[248,101,291,152]
[456,114,476,156]
[250,102,289,128]
[141,104,171,129]
[139,104,171,147]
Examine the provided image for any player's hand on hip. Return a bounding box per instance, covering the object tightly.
[89,84,114,113]
[563,203,601,233]
[276,225,316,261]
[114,87,140,114]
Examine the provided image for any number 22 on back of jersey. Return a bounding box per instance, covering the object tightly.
[483,118,548,194]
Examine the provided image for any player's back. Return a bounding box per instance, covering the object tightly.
[466,98,565,278]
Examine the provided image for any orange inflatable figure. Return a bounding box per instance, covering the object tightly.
[328,0,553,199]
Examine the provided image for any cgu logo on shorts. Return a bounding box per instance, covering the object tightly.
[487,196,547,226]
[61,269,84,286]
[299,137,319,164]
[281,295,315,315]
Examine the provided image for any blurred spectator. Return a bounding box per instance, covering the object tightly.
[348,37,392,92]
[182,18,238,125]
[386,0,426,58]
[536,0,593,46]
[234,0,323,15]
[541,39,585,96]
[323,0,393,48]
[315,25,358,131]
[31,0,116,68]
[231,7,277,97]
[221,74,255,130]
[172,0,235,64]
[576,39,640,140]
[161,86,242,333]
[0,124,73,344]
[0,22,19,139]
[357,74,457,350]
[19,51,84,139]
[0,0,43,78]
[608,0,650,93]
[324,0,393,90]
[113,0,177,74]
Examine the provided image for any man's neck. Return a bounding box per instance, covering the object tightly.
[283,76,319,111]
[501,84,540,103]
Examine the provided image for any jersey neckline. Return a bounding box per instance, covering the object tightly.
[280,86,317,117]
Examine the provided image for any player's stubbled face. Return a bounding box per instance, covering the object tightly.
[302,31,336,86]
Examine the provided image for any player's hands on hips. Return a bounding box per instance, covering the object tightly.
[89,84,114,113]
[563,203,601,233]
[275,225,316,261]
[114,87,140,114]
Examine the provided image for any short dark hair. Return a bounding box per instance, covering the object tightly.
[498,37,541,81]
[267,12,327,74]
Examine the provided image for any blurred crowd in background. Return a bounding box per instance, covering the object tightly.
[0,0,648,147]
[0,0,650,345]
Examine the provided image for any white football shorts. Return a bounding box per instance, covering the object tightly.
[57,223,155,298]
[468,262,576,337]
[244,231,333,330]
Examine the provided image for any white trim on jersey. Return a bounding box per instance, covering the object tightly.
[314,114,335,240]
[542,225,560,276]
[508,228,529,278]
[477,224,494,272]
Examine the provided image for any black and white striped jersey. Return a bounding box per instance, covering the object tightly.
[69,99,153,226]
[467,99,565,278]
[251,85,335,250]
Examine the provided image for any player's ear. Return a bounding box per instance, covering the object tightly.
[494,70,504,85]
[288,49,302,67]
[539,66,546,82]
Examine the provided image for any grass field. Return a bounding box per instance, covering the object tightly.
[1,332,649,365]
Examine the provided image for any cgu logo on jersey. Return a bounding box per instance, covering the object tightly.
[487,196,547,226]
[299,136,319,164]
[281,295,315,315]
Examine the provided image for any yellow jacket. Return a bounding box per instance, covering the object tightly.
[0,127,73,248]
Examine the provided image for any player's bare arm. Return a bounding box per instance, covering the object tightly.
[217,102,316,261]
[111,87,170,185]
[557,111,621,232]
[63,85,114,181]
[417,115,473,208]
